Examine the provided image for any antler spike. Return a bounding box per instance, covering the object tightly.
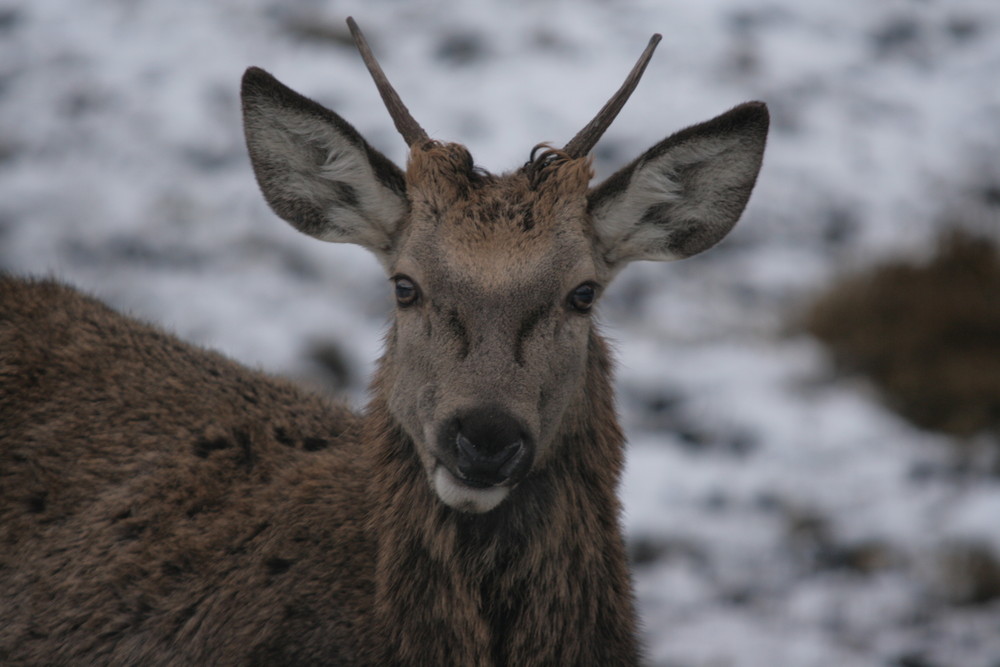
[347,17,429,148]
[563,34,662,159]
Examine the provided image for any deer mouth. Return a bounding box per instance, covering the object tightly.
[432,463,512,513]
[450,470,495,489]
[431,405,534,502]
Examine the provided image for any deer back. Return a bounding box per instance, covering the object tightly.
[0,276,381,664]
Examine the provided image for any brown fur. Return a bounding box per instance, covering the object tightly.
[0,275,637,665]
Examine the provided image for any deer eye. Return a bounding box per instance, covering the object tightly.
[568,282,597,313]
[393,276,420,307]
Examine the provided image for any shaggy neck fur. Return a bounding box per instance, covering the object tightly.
[363,330,639,666]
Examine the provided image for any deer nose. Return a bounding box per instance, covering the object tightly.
[447,406,531,487]
[456,433,522,484]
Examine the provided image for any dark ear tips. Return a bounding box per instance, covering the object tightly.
[696,101,770,140]
[241,67,273,99]
[242,66,268,82]
[720,102,770,143]
[739,101,769,128]
[240,67,306,111]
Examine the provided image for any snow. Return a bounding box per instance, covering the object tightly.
[3,0,1000,664]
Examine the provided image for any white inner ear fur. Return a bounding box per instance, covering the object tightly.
[591,133,749,267]
[314,135,407,249]
[261,109,407,259]
[590,160,684,263]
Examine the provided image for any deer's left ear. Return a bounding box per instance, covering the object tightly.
[588,102,768,270]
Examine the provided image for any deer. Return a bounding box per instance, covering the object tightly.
[0,18,768,666]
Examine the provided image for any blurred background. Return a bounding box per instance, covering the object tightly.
[2,0,999,664]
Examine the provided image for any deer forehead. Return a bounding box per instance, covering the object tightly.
[399,144,598,284]
[398,183,598,292]
[396,226,596,298]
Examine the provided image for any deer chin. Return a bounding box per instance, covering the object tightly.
[432,465,510,513]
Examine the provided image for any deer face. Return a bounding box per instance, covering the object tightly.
[381,145,602,511]
[241,19,769,513]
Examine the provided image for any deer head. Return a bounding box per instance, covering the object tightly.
[241,18,768,513]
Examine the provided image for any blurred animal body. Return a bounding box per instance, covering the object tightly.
[0,18,768,665]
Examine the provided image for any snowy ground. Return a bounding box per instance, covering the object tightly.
[2,0,1000,664]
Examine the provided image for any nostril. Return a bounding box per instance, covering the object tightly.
[455,432,524,481]
[456,433,521,463]
[456,432,477,460]
[496,440,523,478]
[495,439,521,465]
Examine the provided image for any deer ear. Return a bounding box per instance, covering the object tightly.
[588,102,768,270]
[241,67,409,261]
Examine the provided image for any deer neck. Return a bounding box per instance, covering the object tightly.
[361,331,638,666]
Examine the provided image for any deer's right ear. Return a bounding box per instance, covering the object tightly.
[241,67,409,261]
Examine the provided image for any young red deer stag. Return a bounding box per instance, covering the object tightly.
[0,18,768,665]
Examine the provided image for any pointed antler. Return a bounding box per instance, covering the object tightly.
[563,34,662,159]
[347,17,429,148]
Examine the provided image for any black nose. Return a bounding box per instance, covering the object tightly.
[446,406,531,487]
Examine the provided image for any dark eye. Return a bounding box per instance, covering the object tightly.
[393,276,420,307]
[568,283,597,313]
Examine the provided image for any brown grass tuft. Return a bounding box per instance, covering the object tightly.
[805,230,1000,437]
